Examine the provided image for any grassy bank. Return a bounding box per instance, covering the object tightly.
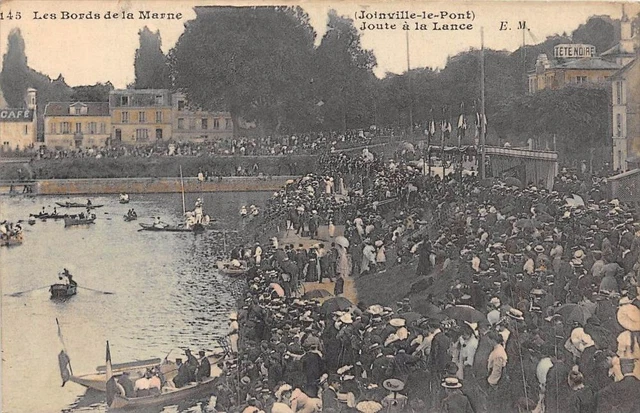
[0,155,319,180]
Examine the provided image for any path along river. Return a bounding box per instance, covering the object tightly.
[1,192,271,413]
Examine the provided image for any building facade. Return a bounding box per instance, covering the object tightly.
[528,54,621,93]
[171,92,233,142]
[0,88,37,151]
[611,58,640,172]
[44,102,111,149]
[109,89,173,145]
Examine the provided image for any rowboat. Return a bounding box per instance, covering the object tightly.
[119,199,130,204]
[30,212,68,220]
[56,202,103,209]
[110,376,218,409]
[139,223,205,233]
[1,235,23,247]
[123,214,138,222]
[216,260,248,276]
[64,216,96,227]
[50,283,77,299]
[60,351,226,392]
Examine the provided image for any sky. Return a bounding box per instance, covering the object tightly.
[0,0,637,88]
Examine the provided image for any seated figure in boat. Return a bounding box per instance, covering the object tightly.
[172,358,191,388]
[184,212,197,229]
[230,259,242,268]
[67,273,77,287]
[120,193,129,202]
[196,350,211,381]
[240,205,248,218]
[79,212,86,219]
[58,271,70,285]
[87,199,92,206]
[134,373,151,397]
[130,208,137,218]
[117,371,135,397]
[194,198,204,224]
[148,370,162,395]
[153,217,166,229]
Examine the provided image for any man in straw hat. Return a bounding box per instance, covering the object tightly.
[381,378,408,412]
[440,377,474,412]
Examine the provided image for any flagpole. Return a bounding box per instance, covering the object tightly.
[480,27,487,179]
[406,30,413,137]
[441,107,446,179]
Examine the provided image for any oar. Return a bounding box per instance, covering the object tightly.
[5,285,50,297]
[76,286,114,295]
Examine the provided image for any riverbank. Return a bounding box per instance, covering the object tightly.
[0,176,298,195]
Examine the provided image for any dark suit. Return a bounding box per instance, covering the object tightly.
[596,376,640,413]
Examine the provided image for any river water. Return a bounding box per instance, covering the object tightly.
[0,191,271,413]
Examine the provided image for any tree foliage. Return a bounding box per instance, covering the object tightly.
[171,6,317,135]
[0,28,30,107]
[133,27,171,90]
[71,82,114,102]
[313,10,377,132]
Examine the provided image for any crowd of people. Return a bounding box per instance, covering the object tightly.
[208,146,640,412]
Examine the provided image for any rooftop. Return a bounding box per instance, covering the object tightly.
[44,102,110,117]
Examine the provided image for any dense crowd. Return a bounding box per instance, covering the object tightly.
[7,129,394,161]
[209,147,640,413]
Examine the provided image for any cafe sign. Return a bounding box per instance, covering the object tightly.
[553,44,597,58]
[0,109,34,122]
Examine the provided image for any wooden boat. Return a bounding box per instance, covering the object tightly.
[123,214,138,222]
[64,216,96,227]
[63,352,225,392]
[56,202,103,209]
[50,283,77,299]
[1,235,23,247]
[30,212,68,220]
[215,260,248,276]
[110,376,218,409]
[139,223,205,233]
[119,199,130,204]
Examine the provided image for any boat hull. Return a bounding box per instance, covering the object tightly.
[215,260,247,276]
[56,202,103,209]
[64,217,96,227]
[139,223,205,233]
[110,377,218,409]
[50,284,77,298]
[123,215,137,222]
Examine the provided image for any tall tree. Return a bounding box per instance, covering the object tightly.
[133,27,171,90]
[71,82,114,102]
[0,28,30,107]
[571,16,616,55]
[170,6,316,135]
[313,10,377,132]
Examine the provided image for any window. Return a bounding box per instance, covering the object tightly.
[213,119,220,129]
[136,128,149,141]
[121,111,129,123]
[88,122,97,134]
[120,96,129,106]
[189,118,196,130]
[617,113,623,137]
[177,118,184,129]
[75,123,82,133]
[576,76,587,84]
[225,119,232,130]
[201,118,208,130]
[24,125,29,135]
[616,81,623,105]
[177,100,185,111]
[156,111,162,123]
[100,123,106,134]
[50,122,56,134]
[155,94,164,105]
[156,129,163,140]
[62,122,71,134]
[74,107,81,115]
[138,111,147,123]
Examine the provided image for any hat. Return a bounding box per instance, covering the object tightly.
[229,312,238,320]
[441,377,463,389]
[241,376,251,385]
[339,313,354,324]
[490,297,501,307]
[337,365,353,374]
[617,304,640,332]
[534,245,545,253]
[531,289,545,296]
[383,378,405,391]
[355,401,383,413]
[389,318,405,327]
[507,308,525,321]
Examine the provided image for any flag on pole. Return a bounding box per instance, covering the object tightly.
[428,108,436,138]
[441,107,452,140]
[457,103,467,140]
[106,341,113,380]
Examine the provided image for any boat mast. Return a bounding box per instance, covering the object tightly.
[179,166,186,216]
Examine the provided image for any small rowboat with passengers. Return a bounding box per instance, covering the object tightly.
[138,223,205,233]
[50,283,77,299]
[56,202,103,209]
[64,216,96,227]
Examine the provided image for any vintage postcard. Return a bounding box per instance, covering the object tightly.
[1,0,640,412]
